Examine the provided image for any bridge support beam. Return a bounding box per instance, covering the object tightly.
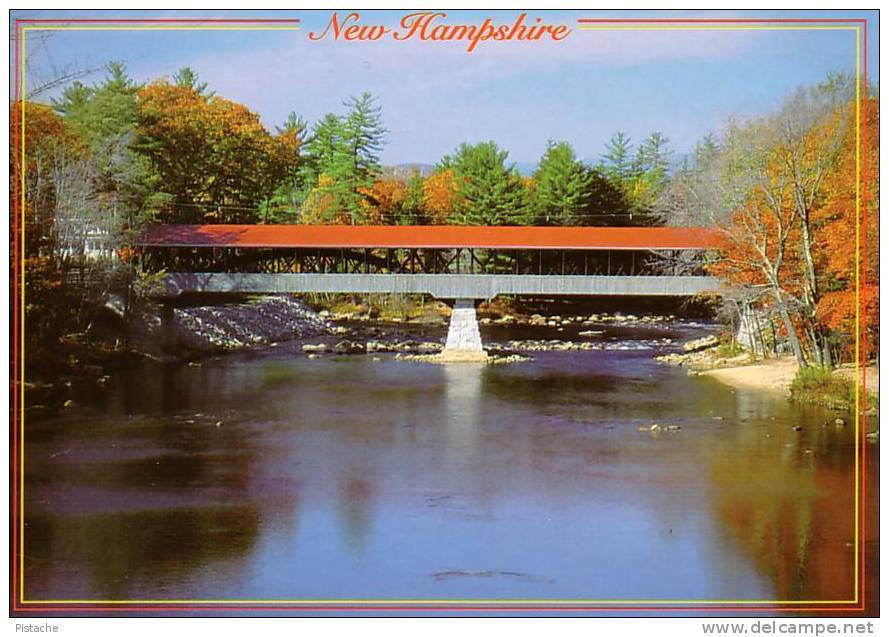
[442,299,486,361]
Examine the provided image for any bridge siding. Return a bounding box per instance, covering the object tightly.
[162,273,719,299]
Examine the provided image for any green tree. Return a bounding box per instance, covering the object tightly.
[52,62,140,146]
[601,131,634,183]
[442,141,531,225]
[633,131,673,194]
[693,133,719,166]
[304,114,345,177]
[263,112,310,222]
[300,113,349,222]
[278,112,308,139]
[51,63,165,241]
[532,140,592,225]
[173,66,214,97]
[586,167,636,226]
[51,80,92,118]
[299,93,388,223]
[399,171,426,224]
[342,92,386,184]
[621,131,673,214]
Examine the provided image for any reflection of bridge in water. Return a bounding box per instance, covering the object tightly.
[137,224,720,353]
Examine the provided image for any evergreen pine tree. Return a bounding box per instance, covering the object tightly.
[443,141,531,225]
[173,67,214,97]
[532,140,592,225]
[601,131,633,183]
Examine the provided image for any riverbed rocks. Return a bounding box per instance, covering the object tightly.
[325,308,678,330]
[334,340,366,355]
[395,351,531,365]
[682,335,721,352]
[486,338,674,352]
[303,339,445,357]
[165,295,333,354]
[639,423,681,434]
[655,340,743,370]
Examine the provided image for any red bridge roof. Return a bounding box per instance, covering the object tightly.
[138,225,719,250]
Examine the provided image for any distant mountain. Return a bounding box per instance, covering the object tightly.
[512,161,538,177]
[383,163,436,179]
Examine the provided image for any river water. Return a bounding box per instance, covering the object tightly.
[22,317,876,608]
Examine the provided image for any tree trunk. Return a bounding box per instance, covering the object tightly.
[772,287,806,366]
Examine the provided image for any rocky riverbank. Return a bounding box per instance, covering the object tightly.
[155,295,332,354]
[23,295,336,418]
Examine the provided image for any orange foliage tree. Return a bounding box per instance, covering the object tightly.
[11,102,92,363]
[136,80,299,223]
[422,169,458,224]
[675,76,876,365]
[360,177,408,224]
[813,97,879,358]
[12,102,89,255]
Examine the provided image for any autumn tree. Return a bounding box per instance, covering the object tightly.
[14,102,89,257]
[812,95,879,360]
[422,169,458,224]
[660,74,876,366]
[136,79,299,223]
[361,177,407,224]
[771,76,855,365]
[12,102,93,362]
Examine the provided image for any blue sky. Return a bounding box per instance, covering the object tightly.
[12,9,879,166]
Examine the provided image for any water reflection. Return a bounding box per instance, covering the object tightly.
[22,335,872,603]
[336,469,376,553]
[706,415,858,601]
[442,363,483,450]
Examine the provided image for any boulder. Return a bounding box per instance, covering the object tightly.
[334,340,365,355]
[682,335,720,353]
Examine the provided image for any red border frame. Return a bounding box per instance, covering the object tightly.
[9,13,873,616]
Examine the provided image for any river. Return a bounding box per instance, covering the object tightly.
[22,316,876,608]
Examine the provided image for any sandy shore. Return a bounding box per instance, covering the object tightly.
[701,358,799,394]
[700,358,880,397]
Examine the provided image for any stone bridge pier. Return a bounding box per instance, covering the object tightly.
[444,299,484,353]
[438,298,488,363]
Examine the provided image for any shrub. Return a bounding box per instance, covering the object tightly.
[790,366,854,410]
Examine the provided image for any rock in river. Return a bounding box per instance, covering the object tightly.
[334,340,366,355]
